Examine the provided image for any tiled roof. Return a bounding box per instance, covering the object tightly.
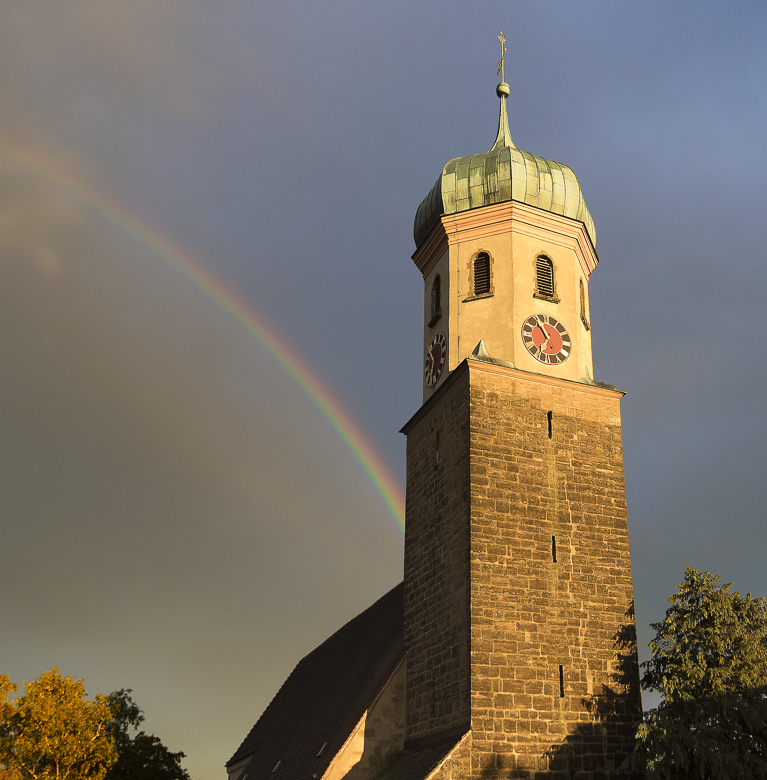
[371,741,463,780]
[227,582,405,780]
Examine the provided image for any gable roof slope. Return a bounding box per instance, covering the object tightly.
[227,582,405,780]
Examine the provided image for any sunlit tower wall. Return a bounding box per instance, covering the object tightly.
[401,72,642,779]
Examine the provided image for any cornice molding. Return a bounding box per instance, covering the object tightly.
[466,357,624,399]
[412,223,449,277]
[431,200,599,278]
[401,358,623,435]
[411,200,599,279]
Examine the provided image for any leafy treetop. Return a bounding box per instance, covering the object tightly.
[0,670,190,780]
[629,568,767,780]
[0,669,116,780]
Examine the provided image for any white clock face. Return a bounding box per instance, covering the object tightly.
[521,314,571,365]
[425,333,446,386]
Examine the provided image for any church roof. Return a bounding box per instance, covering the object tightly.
[227,582,404,780]
[413,83,596,249]
[371,742,461,780]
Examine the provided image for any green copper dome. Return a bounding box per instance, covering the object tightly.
[414,84,596,249]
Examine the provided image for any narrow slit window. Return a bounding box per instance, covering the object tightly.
[473,253,491,296]
[559,665,565,698]
[535,256,555,298]
[317,743,328,757]
[552,535,557,563]
[547,411,553,439]
[580,278,590,330]
[429,274,442,326]
[273,761,282,773]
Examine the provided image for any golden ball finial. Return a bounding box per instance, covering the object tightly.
[496,81,510,98]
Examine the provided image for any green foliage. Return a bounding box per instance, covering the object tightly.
[0,671,189,780]
[104,689,143,753]
[104,733,189,780]
[102,689,189,780]
[629,568,767,779]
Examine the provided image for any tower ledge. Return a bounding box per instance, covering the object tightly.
[412,198,599,280]
[401,357,624,437]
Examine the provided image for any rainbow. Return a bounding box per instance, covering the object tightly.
[0,139,405,533]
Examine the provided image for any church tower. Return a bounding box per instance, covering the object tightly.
[226,43,644,780]
[401,50,642,779]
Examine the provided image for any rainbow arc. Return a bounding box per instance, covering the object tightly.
[0,139,405,534]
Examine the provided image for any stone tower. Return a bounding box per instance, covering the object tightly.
[401,74,642,778]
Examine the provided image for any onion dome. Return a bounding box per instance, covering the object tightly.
[414,81,595,249]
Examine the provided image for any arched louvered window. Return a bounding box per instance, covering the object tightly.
[580,278,590,330]
[473,253,491,296]
[535,256,556,300]
[429,274,442,326]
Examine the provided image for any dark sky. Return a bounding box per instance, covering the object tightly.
[1,3,766,778]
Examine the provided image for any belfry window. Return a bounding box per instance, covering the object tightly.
[429,274,442,327]
[473,252,491,297]
[534,255,557,301]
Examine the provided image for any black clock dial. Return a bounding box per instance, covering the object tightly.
[425,333,447,386]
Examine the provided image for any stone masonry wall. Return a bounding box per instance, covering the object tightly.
[403,366,472,743]
[467,361,642,779]
[403,359,641,778]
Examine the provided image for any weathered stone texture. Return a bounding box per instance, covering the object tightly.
[404,366,472,742]
[403,360,642,779]
[427,732,472,780]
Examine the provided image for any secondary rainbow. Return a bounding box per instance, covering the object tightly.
[0,139,405,533]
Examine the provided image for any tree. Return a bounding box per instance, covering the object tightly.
[0,677,19,780]
[104,733,189,780]
[0,669,116,780]
[103,689,189,780]
[629,568,767,779]
[0,672,190,780]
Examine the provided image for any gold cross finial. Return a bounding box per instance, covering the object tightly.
[497,31,507,80]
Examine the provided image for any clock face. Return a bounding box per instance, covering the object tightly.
[521,314,571,365]
[425,332,447,386]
